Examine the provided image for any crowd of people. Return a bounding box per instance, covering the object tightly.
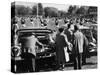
[11,15,97,72]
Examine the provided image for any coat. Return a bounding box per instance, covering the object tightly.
[55,33,67,63]
[73,31,84,55]
[72,31,88,55]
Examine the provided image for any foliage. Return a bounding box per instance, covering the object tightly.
[44,7,59,17]
[11,3,97,18]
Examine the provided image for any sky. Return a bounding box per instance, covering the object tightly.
[15,1,70,12]
[42,3,70,12]
[15,1,37,8]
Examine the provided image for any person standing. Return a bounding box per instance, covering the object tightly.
[19,33,43,72]
[55,28,69,70]
[21,18,26,27]
[72,25,84,70]
[30,17,35,27]
[64,23,73,51]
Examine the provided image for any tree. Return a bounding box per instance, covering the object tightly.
[88,6,97,15]
[44,7,59,17]
[32,3,44,16]
[58,11,67,17]
[32,5,37,15]
[87,6,97,18]
[38,3,43,15]
[67,5,77,15]
[15,5,31,16]
[44,7,49,17]
[76,6,86,15]
[11,2,15,18]
[25,7,32,15]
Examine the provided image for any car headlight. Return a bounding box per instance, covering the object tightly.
[11,46,21,57]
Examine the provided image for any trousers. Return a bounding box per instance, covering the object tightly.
[72,53,82,70]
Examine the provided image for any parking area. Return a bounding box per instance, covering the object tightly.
[38,52,97,72]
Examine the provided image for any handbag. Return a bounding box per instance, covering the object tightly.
[64,47,69,62]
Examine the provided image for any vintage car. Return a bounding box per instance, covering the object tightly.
[11,28,57,73]
[80,25,97,55]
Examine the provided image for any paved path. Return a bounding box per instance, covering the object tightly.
[40,55,97,72]
[64,56,97,70]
